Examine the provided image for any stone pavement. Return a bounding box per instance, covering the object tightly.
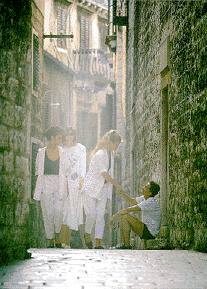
[0,249,207,289]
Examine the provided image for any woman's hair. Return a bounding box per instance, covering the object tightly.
[149,181,160,197]
[90,130,121,160]
[45,126,65,141]
[63,126,77,145]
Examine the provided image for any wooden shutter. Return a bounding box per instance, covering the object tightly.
[57,5,67,48]
[33,34,39,91]
[80,15,90,51]
[31,142,40,198]
[43,94,51,130]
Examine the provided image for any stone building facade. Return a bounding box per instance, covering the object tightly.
[0,0,47,263]
[118,0,206,251]
[0,0,120,262]
[43,0,115,157]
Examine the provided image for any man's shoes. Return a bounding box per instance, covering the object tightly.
[84,234,93,249]
[115,243,133,250]
[62,243,71,249]
[55,243,62,248]
[94,246,104,249]
[85,240,93,249]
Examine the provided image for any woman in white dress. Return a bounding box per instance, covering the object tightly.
[82,130,124,249]
[61,127,86,248]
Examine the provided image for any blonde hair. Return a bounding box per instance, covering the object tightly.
[90,130,121,161]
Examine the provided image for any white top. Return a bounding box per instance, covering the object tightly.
[82,149,114,200]
[136,195,162,237]
[62,143,86,190]
[33,146,67,201]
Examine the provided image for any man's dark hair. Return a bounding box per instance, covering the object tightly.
[149,181,160,197]
[45,126,65,141]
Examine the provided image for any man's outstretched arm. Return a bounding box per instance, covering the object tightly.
[119,190,138,205]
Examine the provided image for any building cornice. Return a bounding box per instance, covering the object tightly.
[66,0,108,19]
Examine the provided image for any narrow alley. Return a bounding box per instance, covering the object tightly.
[1,248,207,289]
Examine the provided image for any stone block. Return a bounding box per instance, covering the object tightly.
[13,130,26,154]
[0,153,3,172]
[15,203,30,226]
[0,175,13,199]
[4,51,16,77]
[2,101,15,127]
[140,239,167,250]
[15,156,29,177]
[0,203,14,226]
[0,125,9,148]
[14,106,26,128]
[4,151,14,173]
[13,178,25,199]
[0,98,2,117]
[7,77,19,101]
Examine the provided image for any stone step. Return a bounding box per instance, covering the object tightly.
[140,238,167,250]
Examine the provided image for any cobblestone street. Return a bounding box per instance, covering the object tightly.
[0,249,207,289]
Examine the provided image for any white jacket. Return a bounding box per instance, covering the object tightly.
[33,146,67,201]
[82,149,114,200]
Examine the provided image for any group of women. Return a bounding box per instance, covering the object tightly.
[33,126,123,249]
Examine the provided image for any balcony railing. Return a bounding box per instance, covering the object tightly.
[72,49,114,81]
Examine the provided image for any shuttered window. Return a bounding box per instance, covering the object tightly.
[80,15,90,50]
[31,142,40,198]
[57,5,67,49]
[43,93,51,130]
[33,34,39,92]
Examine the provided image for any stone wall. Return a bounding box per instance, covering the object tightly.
[0,0,46,264]
[168,1,206,252]
[126,0,206,252]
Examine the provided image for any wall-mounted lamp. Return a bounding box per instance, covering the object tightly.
[105,35,117,53]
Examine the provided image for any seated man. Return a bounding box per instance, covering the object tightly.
[109,181,162,249]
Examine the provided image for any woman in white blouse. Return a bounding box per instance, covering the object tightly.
[61,127,86,248]
[82,130,124,249]
[33,126,66,248]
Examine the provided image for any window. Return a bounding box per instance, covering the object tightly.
[57,5,67,49]
[42,91,51,130]
[80,15,90,50]
[33,33,39,92]
[31,142,40,199]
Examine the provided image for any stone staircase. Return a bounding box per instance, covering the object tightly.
[132,225,168,250]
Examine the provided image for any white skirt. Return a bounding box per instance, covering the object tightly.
[62,188,83,231]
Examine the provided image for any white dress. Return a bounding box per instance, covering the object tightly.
[62,143,86,231]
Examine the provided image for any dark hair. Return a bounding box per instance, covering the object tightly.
[45,126,65,141]
[149,181,160,197]
[64,126,77,144]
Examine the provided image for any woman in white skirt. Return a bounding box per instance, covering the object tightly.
[61,127,86,248]
[82,130,124,249]
[33,126,67,248]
